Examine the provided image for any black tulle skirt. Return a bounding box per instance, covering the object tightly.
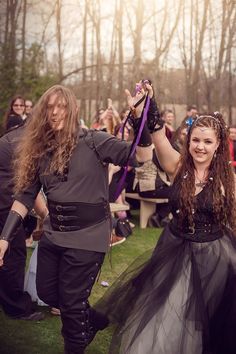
[95,225,236,354]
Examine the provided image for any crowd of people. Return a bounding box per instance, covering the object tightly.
[0,81,235,354]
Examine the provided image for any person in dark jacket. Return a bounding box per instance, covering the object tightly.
[0,124,46,321]
[0,84,152,354]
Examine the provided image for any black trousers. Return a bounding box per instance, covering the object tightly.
[36,234,105,354]
[0,212,33,317]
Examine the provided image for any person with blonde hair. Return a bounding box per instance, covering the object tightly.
[95,83,236,354]
[0,84,152,354]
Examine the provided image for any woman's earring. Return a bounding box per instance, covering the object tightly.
[214,150,217,158]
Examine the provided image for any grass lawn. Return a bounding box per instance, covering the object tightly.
[0,218,162,354]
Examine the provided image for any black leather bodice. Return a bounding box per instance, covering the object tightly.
[169,179,223,242]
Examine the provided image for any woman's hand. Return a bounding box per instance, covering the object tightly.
[0,240,9,267]
[143,81,154,99]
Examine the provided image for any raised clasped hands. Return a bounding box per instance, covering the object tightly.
[0,239,9,267]
[125,80,154,118]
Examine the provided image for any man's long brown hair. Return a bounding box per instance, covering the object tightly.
[175,113,236,231]
[14,85,80,193]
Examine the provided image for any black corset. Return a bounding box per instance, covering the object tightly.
[169,218,223,242]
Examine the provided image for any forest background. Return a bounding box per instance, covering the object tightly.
[0,0,235,128]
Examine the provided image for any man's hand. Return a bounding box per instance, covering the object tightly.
[125,87,144,116]
[0,240,9,266]
[125,80,154,118]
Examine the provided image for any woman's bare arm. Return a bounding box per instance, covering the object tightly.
[142,82,180,180]
[151,127,180,180]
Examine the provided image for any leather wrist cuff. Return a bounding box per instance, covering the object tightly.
[0,210,23,243]
[147,97,164,133]
[128,117,152,146]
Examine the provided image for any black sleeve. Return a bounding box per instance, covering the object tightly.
[0,134,13,169]
[87,130,133,166]
[14,175,42,211]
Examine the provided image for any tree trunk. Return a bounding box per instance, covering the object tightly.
[118,0,124,111]
[80,0,88,121]
[56,0,63,81]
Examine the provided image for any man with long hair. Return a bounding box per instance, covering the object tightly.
[0,84,152,354]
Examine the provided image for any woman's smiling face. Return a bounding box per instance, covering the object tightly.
[189,126,219,166]
[12,98,25,117]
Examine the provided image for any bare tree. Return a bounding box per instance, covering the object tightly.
[80,0,88,121]
[117,0,124,110]
[124,0,144,86]
[0,0,21,114]
[87,0,103,112]
[20,0,27,87]
[1,0,236,125]
[56,0,63,81]
[202,0,236,115]
[178,0,210,108]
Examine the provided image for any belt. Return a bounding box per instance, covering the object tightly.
[169,220,223,242]
[48,199,110,232]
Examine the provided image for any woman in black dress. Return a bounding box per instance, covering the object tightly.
[96,82,236,354]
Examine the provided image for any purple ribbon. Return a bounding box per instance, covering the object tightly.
[114,95,150,200]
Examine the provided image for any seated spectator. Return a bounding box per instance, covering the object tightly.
[133,147,172,227]
[3,95,25,132]
[109,123,136,246]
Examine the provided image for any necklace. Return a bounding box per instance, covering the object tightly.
[195,180,207,188]
[195,170,208,188]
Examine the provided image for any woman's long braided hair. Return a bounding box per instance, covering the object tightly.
[175,112,236,231]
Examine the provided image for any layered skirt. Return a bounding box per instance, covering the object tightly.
[96,225,236,354]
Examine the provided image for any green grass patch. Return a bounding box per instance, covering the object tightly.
[0,224,161,354]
